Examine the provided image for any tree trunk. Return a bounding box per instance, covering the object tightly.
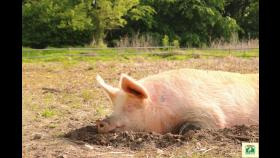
[91,23,106,47]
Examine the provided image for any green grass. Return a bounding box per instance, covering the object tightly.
[47,124,57,129]
[81,90,94,102]
[41,108,56,118]
[95,105,107,116]
[22,48,259,63]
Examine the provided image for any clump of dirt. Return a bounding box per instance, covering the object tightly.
[64,124,259,151]
[183,125,259,144]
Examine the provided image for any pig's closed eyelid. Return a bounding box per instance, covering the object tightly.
[116,125,125,128]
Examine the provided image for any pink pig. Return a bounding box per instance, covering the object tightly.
[95,69,259,134]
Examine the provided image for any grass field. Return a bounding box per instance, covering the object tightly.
[22,48,259,63]
[22,49,259,158]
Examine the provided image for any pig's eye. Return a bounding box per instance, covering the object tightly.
[123,105,134,112]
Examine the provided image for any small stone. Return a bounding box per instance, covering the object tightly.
[87,67,93,70]
[57,155,67,158]
[129,134,135,141]
[109,134,118,141]
[157,149,164,154]
[123,131,129,136]
[32,133,42,140]
[84,144,93,150]
[137,138,142,142]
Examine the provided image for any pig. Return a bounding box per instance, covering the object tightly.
[95,68,259,134]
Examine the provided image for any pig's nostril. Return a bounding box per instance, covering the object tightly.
[99,123,104,128]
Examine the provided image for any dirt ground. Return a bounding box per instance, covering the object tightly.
[22,56,259,158]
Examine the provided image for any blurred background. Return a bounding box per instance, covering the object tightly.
[22,0,258,49]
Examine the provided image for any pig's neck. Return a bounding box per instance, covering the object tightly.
[143,99,183,134]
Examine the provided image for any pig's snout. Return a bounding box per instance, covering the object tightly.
[96,119,112,133]
[96,118,125,133]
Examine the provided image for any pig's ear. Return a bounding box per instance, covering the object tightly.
[96,74,119,100]
[120,74,148,99]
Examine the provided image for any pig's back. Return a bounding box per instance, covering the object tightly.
[140,68,258,90]
[140,69,259,127]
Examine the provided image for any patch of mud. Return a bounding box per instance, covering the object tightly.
[64,124,259,150]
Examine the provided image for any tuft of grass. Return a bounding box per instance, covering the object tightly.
[81,90,94,102]
[47,124,57,129]
[95,105,107,117]
[41,108,56,118]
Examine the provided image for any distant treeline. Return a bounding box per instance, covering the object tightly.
[22,0,258,48]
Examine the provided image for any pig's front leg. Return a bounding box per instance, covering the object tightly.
[173,122,201,135]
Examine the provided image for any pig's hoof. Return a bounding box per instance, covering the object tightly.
[178,123,200,135]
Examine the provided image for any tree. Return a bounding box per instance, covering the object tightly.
[22,0,93,48]
[224,0,259,39]
[104,1,156,47]
[22,0,258,48]
[87,0,140,47]
[141,0,240,47]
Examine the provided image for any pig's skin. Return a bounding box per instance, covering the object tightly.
[96,69,259,134]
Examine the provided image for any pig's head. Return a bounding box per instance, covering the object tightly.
[95,74,151,133]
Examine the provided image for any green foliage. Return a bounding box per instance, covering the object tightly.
[22,0,139,48]
[87,0,140,47]
[22,0,93,48]
[182,33,201,48]
[162,35,169,47]
[126,4,156,29]
[158,0,239,46]
[22,0,258,48]
[41,108,55,118]
[172,40,180,48]
[224,0,259,39]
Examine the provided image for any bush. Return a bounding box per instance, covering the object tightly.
[162,35,169,47]
[172,40,180,48]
